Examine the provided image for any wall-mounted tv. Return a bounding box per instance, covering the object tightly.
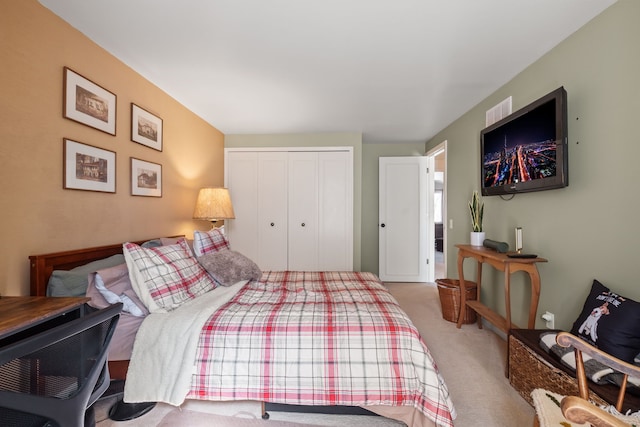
[481,86,568,196]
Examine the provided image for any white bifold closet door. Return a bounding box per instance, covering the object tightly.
[225,148,353,272]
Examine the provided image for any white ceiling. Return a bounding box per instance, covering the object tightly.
[39,0,616,144]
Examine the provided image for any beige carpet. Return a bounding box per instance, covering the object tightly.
[386,283,534,426]
[95,282,534,427]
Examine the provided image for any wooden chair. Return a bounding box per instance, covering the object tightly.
[532,331,640,427]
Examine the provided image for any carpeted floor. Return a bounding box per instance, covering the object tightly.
[386,282,534,426]
[95,282,534,426]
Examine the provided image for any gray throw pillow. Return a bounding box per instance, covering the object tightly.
[198,250,262,287]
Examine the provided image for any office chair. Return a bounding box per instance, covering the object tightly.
[0,303,122,427]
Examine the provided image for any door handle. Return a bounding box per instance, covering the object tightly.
[380,223,386,228]
[301,223,306,227]
[270,222,275,227]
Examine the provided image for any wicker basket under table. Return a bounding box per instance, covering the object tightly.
[508,329,640,412]
[436,278,477,324]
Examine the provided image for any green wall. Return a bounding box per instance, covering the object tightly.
[426,0,639,330]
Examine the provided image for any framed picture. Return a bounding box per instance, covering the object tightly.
[63,67,117,135]
[131,158,162,197]
[63,138,116,193]
[131,103,163,151]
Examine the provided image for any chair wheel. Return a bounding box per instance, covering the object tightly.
[108,400,156,421]
[262,412,270,420]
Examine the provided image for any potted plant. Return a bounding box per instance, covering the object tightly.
[468,190,485,246]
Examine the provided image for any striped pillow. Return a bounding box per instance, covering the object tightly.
[123,239,217,313]
[193,228,230,257]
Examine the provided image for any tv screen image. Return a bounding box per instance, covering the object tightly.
[480,87,568,196]
[483,99,556,187]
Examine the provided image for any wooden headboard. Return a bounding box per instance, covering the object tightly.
[29,236,181,296]
[32,242,124,297]
[31,239,142,297]
[29,237,180,380]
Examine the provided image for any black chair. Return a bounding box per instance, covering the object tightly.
[0,303,122,427]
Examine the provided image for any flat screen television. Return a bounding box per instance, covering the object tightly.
[480,86,568,196]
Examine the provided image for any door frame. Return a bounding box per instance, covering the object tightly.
[427,141,447,281]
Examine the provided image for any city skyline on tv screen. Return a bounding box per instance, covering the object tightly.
[482,99,557,189]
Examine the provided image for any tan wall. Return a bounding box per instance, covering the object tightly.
[426,0,638,330]
[0,1,224,295]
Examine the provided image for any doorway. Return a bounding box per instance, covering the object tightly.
[427,142,447,281]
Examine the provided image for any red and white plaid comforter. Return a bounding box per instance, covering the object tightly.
[186,271,455,427]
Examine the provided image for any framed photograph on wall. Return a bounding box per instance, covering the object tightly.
[63,67,117,135]
[131,157,162,197]
[63,138,116,193]
[131,103,163,151]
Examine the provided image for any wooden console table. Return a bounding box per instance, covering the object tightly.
[455,244,547,333]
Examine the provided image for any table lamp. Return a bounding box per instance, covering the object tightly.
[193,187,235,228]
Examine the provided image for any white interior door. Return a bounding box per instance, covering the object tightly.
[379,156,429,282]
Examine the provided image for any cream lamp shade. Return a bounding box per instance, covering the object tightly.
[193,187,235,223]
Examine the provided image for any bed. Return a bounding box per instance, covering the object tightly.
[29,233,456,427]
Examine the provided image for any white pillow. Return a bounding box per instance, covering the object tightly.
[86,263,148,317]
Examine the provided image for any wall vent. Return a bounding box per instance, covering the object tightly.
[485,96,512,127]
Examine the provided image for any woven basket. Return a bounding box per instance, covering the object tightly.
[436,279,477,324]
[508,333,609,407]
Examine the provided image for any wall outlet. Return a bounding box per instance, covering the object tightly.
[541,311,555,329]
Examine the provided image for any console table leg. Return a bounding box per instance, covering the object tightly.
[456,251,465,328]
[475,261,483,329]
[526,265,542,329]
[504,265,512,331]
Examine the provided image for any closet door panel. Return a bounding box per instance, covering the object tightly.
[257,152,288,270]
[225,152,259,263]
[318,152,353,271]
[288,152,319,271]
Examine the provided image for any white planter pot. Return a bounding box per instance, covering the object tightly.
[470,231,486,247]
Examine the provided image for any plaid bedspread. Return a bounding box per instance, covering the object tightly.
[186,271,455,427]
